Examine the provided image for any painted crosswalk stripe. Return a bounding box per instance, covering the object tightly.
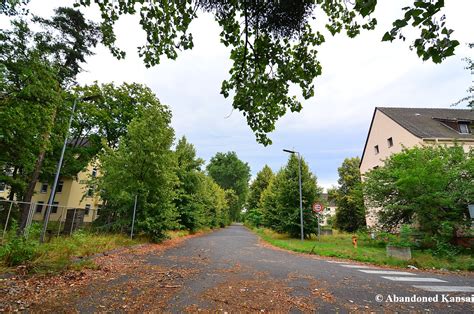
[413,286,474,292]
[381,276,446,282]
[340,265,374,269]
[358,270,416,276]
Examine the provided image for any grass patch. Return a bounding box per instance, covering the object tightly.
[251,227,474,271]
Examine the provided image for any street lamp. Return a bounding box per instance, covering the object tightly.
[283,149,304,241]
[40,95,101,243]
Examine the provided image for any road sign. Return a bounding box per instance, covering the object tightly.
[312,202,324,213]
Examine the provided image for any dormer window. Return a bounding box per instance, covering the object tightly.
[459,122,470,134]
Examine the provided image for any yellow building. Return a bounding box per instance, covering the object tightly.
[360,107,474,228]
[0,162,102,223]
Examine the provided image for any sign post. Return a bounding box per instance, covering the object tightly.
[312,203,324,241]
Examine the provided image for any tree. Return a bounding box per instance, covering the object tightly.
[206,151,251,221]
[4,1,459,145]
[0,8,101,231]
[87,1,460,144]
[96,100,177,242]
[174,136,207,232]
[260,154,322,238]
[363,145,473,242]
[331,157,366,232]
[246,165,274,226]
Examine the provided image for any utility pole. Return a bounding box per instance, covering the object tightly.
[40,95,100,243]
[283,149,304,241]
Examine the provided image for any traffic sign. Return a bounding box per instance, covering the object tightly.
[312,202,324,213]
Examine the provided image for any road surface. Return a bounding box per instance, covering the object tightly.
[4,224,473,312]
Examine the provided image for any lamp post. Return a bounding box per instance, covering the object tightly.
[40,95,100,243]
[283,149,304,241]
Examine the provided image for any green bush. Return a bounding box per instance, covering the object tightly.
[429,222,460,259]
[0,223,41,267]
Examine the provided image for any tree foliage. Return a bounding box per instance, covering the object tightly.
[260,154,322,238]
[206,151,251,221]
[0,8,101,230]
[331,157,366,232]
[363,145,473,241]
[96,101,177,242]
[245,165,274,226]
[68,0,458,144]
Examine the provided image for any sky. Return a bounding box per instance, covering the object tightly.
[6,0,474,190]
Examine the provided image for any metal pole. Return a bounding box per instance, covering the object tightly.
[298,153,304,241]
[40,98,78,243]
[131,195,138,239]
[70,208,77,236]
[2,202,14,241]
[317,213,321,241]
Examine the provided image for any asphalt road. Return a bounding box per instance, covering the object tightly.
[15,224,474,312]
[154,224,474,312]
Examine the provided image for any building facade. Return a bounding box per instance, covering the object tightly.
[0,162,101,223]
[360,107,474,227]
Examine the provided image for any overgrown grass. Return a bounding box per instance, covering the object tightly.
[0,224,145,274]
[251,227,474,271]
[30,231,143,273]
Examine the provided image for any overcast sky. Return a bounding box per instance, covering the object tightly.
[9,0,474,190]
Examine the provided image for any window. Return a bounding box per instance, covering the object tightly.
[40,182,48,193]
[92,168,97,178]
[0,182,5,192]
[387,137,393,147]
[87,187,94,197]
[35,201,44,213]
[85,204,91,216]
[459,123,470,134]
[56,181,64,193]
[374,145,379,155]
[51,202,59,214]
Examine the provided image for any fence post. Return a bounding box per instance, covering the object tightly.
[25,203,35,239]
[70,208,77,236]
[1,202,14,241]
[130,195,138,239]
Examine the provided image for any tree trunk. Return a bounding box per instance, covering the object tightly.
[19,107,58,232]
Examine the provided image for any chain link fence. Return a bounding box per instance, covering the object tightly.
[1,200,99,242]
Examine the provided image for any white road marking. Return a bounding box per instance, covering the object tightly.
[381,276,446,282]
[326,261,349,264]
[413,286,474,292]
[358,270,416,276]
[340,265,375,269]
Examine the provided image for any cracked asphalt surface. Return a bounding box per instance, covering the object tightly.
[156,224,474,312]
[8,224,473,312]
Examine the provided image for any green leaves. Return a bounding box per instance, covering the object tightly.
[206,151,251,221]
[260,154,322,238]
[363,145,473,240]
[332,157,366,232]
[382,0,459,64]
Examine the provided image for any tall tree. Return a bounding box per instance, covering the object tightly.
[260,154,322,238]
[174,136,206,232]
[0,8,101,230]
[96,101,177,242]
[206,151,251,221]
[331,157,366,232]
[363,145,473,241]
[246,165,274,226]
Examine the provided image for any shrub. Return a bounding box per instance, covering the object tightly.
[0,224,41,267]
